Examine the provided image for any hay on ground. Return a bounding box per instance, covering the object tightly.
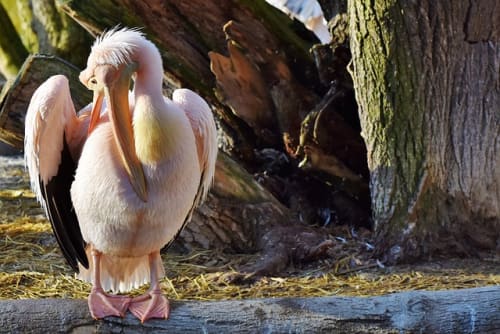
[0,156,498,301]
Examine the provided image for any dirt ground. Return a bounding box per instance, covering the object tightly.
[0,155,498,301]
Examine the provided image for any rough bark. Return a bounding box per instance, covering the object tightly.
[1,286,499,333]
[348,0,500,262]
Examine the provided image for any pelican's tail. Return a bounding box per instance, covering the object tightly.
[77,248,165,293]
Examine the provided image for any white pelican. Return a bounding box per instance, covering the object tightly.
[24,27,217,322]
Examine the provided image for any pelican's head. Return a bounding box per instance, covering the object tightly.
[80,27,147,202]
[80,27,145,133]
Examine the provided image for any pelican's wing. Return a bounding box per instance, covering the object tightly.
[24,75,89,271]
[172,88,218,210]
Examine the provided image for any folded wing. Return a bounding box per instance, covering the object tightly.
[172,88,218,209]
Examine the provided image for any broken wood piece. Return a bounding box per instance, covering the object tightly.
[209,39,275,131]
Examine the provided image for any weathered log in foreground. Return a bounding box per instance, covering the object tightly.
[1,286,499,333]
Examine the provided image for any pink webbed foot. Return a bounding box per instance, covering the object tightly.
[128,290,170,322]
[88,288,131,319]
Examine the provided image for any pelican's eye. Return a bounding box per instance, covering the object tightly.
[86,76,99,90]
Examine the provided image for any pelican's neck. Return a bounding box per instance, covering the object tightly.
[132,38,164,104]
[131,41,182,165]
[133,72,163,105]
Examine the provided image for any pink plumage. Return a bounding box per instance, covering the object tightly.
[24,27,217,322]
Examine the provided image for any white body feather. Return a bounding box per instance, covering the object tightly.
[72,97,200,292]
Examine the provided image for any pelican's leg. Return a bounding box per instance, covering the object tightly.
[88,249,131,319]
[128,251,170,322]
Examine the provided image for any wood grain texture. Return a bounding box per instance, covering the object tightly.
[0,286,499,333]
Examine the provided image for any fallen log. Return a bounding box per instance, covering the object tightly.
[0,44,355,274]
[0,55,290,253]
[1,286,499,333]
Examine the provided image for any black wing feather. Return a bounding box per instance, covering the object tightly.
[40,136,88,271]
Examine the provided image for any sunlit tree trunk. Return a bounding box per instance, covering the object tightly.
[0,2,28,79]
[348,0,500,262]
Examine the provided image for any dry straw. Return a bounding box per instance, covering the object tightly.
[0,163,498,301]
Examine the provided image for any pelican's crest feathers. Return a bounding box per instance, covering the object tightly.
[88,27,145,67]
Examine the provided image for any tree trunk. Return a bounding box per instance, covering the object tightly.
[30,0,93,68]
[348,0,500,262]
[0,2,28,78]
[1,286,499,333]
[0,55,92,149]
[59,0,322,159]
[0,0,38,53]
[0,54,91,148]
[0,0,92,75]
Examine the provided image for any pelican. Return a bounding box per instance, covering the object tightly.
[24,27,217,322]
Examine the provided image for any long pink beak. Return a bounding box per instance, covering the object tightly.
[85,63,148,202]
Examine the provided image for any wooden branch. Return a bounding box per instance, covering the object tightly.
[1,286,499,333]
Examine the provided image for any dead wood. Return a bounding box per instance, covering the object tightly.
[1,286,499,333]
[0,0,374,274]
[0,54,293,256]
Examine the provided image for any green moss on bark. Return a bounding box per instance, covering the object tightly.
[0,2,29,78]
[0,0,39,52]
[349,0,500,262]
[348,0,433,260]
